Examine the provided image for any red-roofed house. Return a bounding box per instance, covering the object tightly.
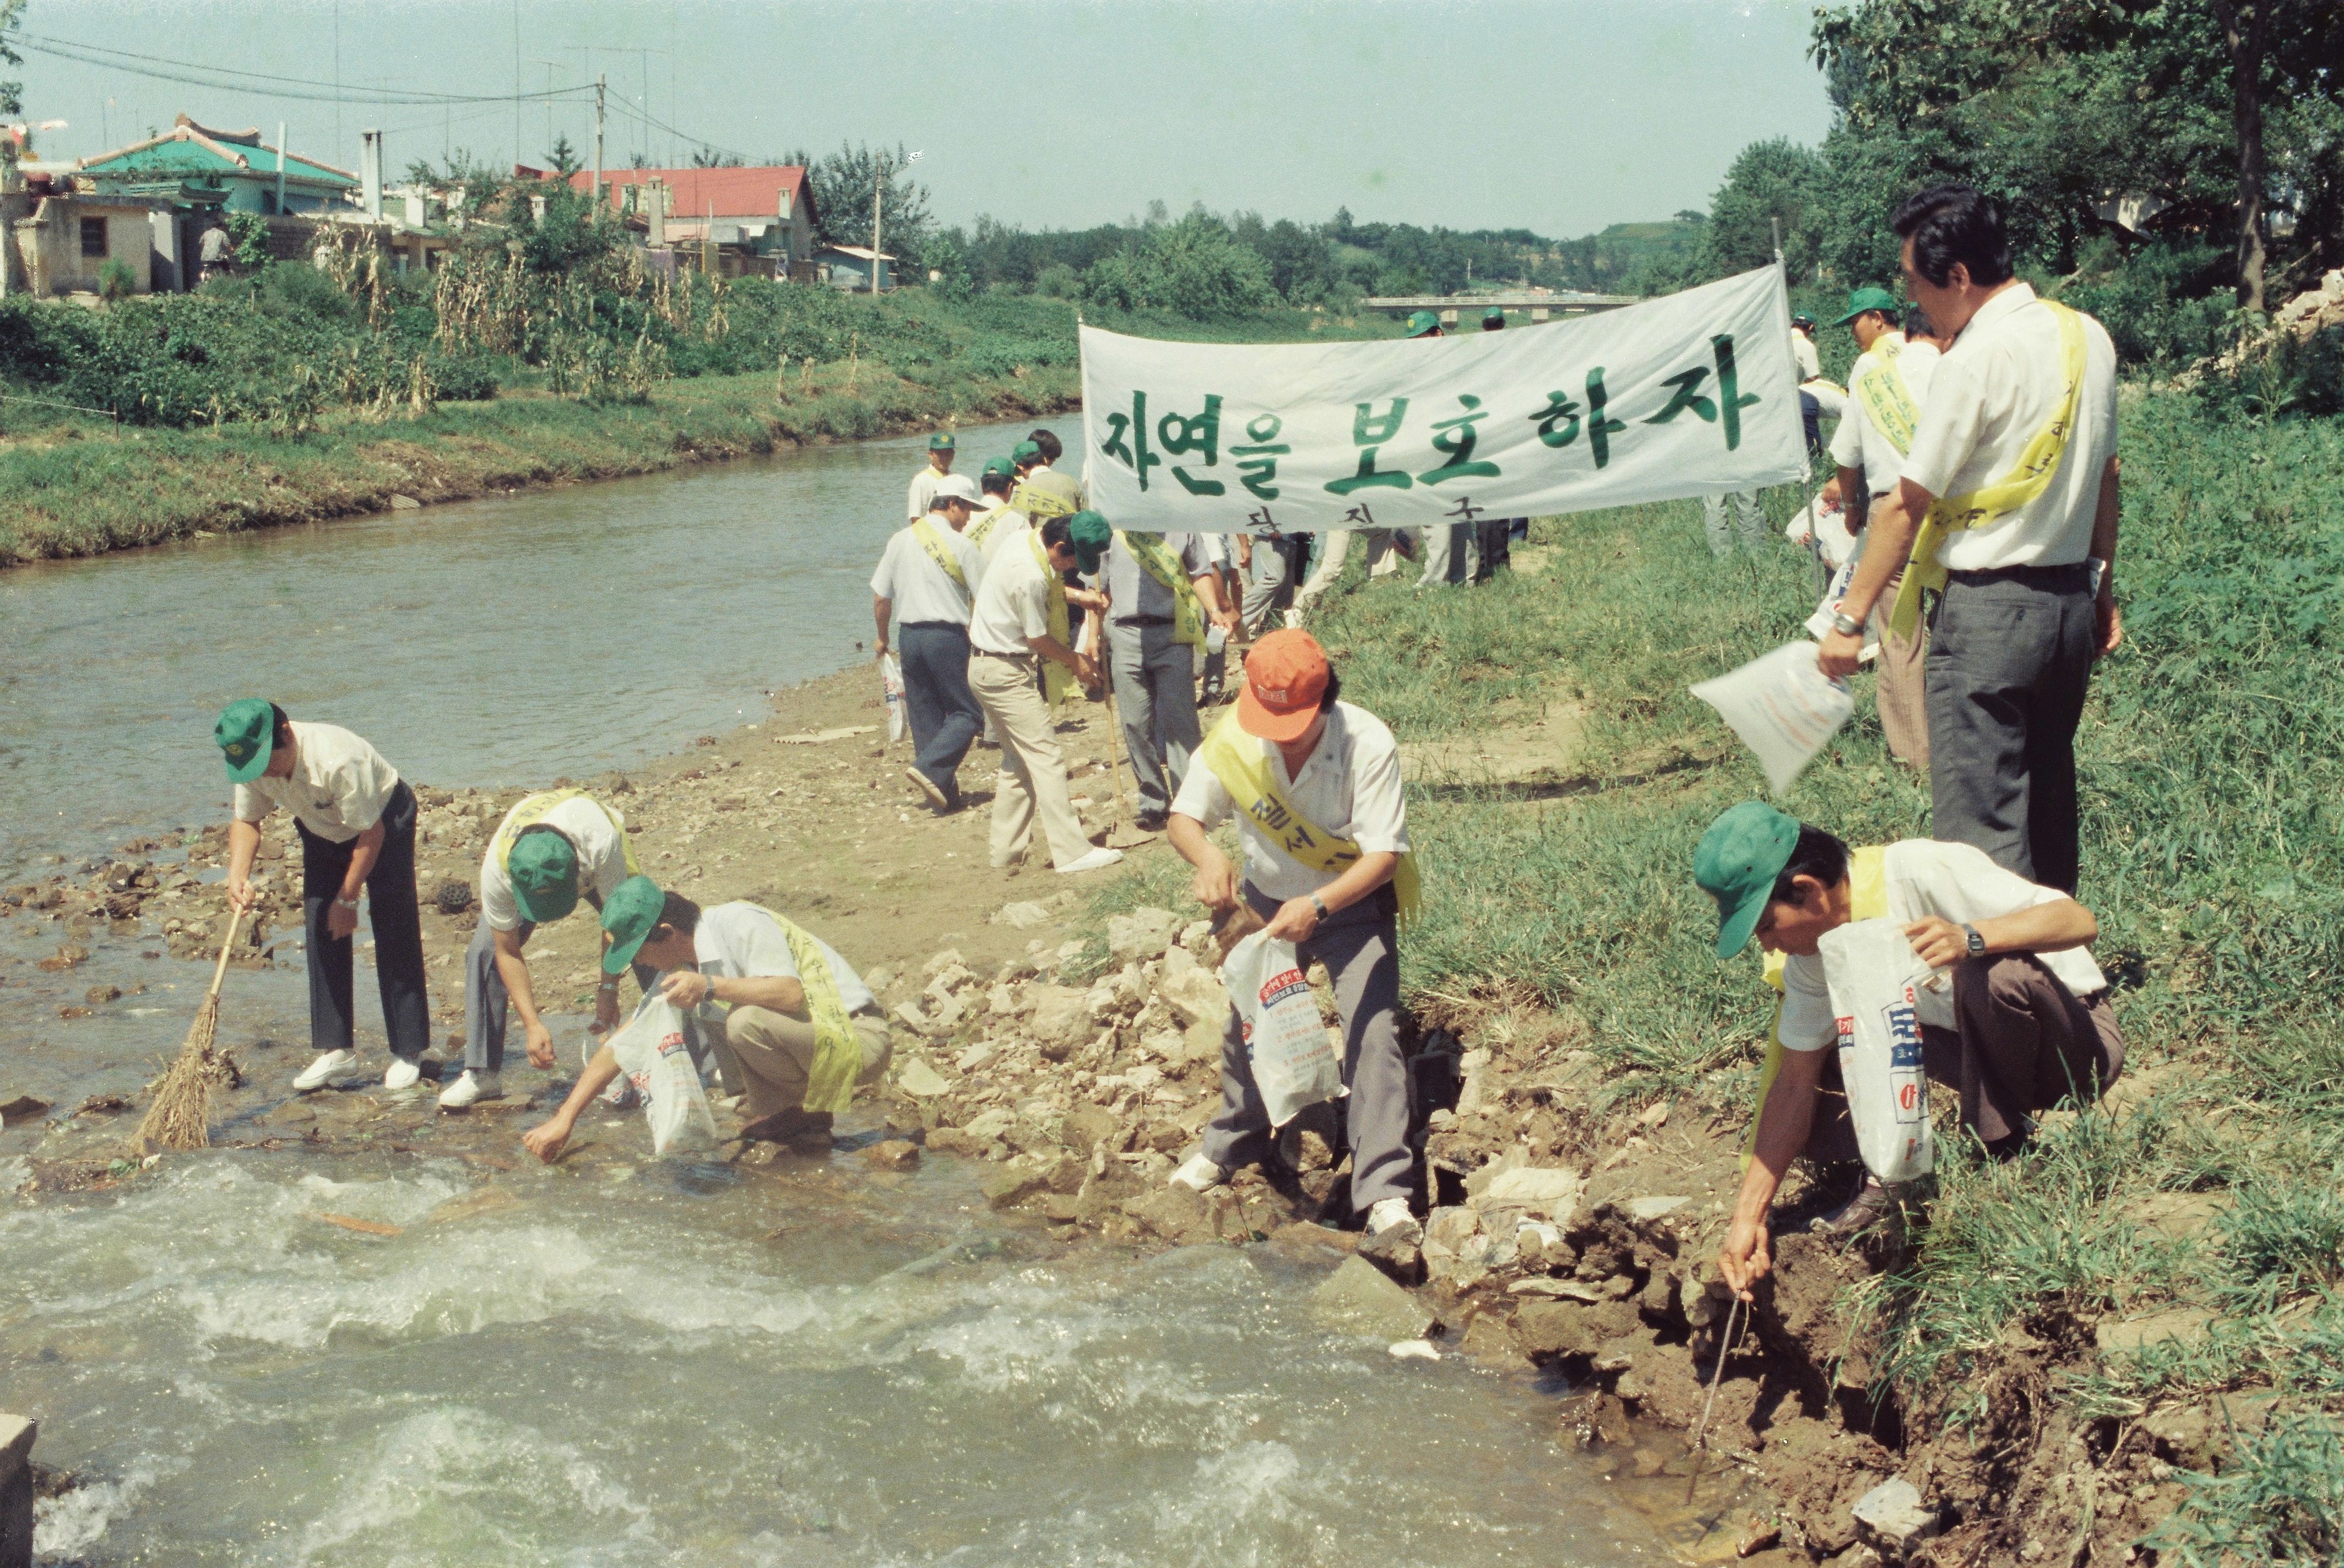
[569,166,817,279]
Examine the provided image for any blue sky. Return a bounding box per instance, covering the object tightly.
[17,1,1834,237]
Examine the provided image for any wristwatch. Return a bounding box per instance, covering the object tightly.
[334,896,360,913]
[1309,893,1330,922]
[1962,923,1985,959]
[1829,610,1863,638]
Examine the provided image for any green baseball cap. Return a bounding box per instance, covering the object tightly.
[1482,307,1505,329]
[214,698,277,784]
[1830,287,1900,327]
[1012,440,1041,465]
[1064,509,1111,574]
[1405,310,1440,338]
[600,874,666,974]
[1692,801,1802,959]
[929,432,956,451]
[981,455,1016,479]
[507,826,580,924]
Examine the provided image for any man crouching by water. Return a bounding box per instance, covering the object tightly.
[522,877,893,1160]
[1162,630,1424,1264]
[1696,802,2122,1301]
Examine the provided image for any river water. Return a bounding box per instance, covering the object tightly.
[2,420,1670,1566]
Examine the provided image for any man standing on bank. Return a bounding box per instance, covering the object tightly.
[1817,186,2121,892]
[1694,801,2121,1292]
[215,701,430,1092]
[441,787,644,1109]
[967,511,1125,876]
[906,431,957,522]
[875,473,990,813]
[1164,631,1424,1256]
[1102,524,1239,831]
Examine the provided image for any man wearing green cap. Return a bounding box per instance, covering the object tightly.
[1822,289,1945,769]
[1693,801,2122,1297]
[907,432,957,522]
[441,788,645,1109]
[873,474,989,813]
[215,700,430,1092]
[966,512,1123,875]
[1404,309,1442,339]
[968,457,1023,562]
[521,879,892,1160]
[1008,428,1085,522]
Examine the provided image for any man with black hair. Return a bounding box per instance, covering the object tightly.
[873,475,989,814]
[1817,185,2122,894]
[213,699,430,1093]
[1693,801,2122,1294]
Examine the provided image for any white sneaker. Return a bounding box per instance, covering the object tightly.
[294,1049,357,1090]
[1055,847,1125,875]
[436,1069,501,1110]
[1170,1153,1228,1192]
[382,1057,422,1092]
[1365,1197,1423,1243]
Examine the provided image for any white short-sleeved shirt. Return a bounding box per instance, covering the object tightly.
[871,520,984,627]
[478,793,633,934]
[691,902,875,1014]
[1827,337,1943,497]
[231,721,399,844]
[1901,284,2119,572]
[906,462,948,522]
[968,531,1058,657]
[970,505,1027,567]
[1793,332,1821,381]
[1170,701,1410,903]
[1778,840,2109,1052]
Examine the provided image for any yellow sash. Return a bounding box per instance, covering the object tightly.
[967,504,1012,551]
[1743,845,1886,1166]
[1115,529,1204,649]
[1853,338,1920,458]
[911,517,968,591]
[1889,301,2087,637]
[1028,527,1074,707]
[1010,469,1083,520]
[1195,707,1421,929]
[490,789,643,894]
[729,905,861,1116]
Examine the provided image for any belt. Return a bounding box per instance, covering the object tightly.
[898,620,964,632]
[1945,562,2091,588]
[973,647,1034,663]
[1113,615,1174,628]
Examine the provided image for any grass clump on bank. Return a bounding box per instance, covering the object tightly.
[1154,385,2342,1556]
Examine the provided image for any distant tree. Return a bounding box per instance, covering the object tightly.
[796,142,932,265]
[543,135,583,178]
[1675,209,1708,224]
[1083,210,1276,319]
[1702,138,1828,281]
[0,0,21,164]
[690,145,744,169]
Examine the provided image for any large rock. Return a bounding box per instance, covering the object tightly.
[1511,1298,1638,1359]
[894,1057,951,1098]
[1062,1104,1122,1158]
[1154,946,1230,1028]
[1851,1477,1938,1556]
[0,1413,34,1568]
[1472,1164,1587,1224]
[1311,1255,1436,1341]
[981,1163,1051,1209]
[1027,985,1092,1050]
[1108,907,1185,962]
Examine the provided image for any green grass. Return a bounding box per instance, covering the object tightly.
[1095,385,2344,1555]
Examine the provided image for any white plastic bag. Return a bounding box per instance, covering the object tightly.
[1690,642,1854,794]
[1816,918,1936,1184]
[603,992,718,1156]
[880,653,907,745]
[1220,929,1345,1128]
[1803,554,1882,663]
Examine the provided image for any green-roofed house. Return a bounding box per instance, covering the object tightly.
[79,114,357,218]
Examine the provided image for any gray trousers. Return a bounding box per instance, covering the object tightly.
[1703,491,1767,557]
[1926,566,2095,892]
[1203,885,1410,1211]
[1241,537,1305,634]
[463,916,665,1075]
[1108,620,1201,817]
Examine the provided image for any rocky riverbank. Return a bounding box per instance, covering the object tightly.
[0,656,2244,1567]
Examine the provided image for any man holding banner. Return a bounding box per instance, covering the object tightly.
[1102,528,1238,829]
[1815,187,2121,893]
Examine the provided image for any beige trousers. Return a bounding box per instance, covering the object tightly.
[967,650,1095,870]
[1875,568,1931,769]
[725,1006,893,1121]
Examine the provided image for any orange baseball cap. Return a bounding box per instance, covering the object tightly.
[1238,630,1331,742]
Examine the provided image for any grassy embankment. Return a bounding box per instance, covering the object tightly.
[0,292,1393,566]
[1092,389,2344,1555]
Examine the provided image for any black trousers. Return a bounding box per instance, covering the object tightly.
[1925,565,2096,892]
[898,621,983,806]
[297,780,430,1060]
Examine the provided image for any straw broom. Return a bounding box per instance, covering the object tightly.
[137,908,245,1152]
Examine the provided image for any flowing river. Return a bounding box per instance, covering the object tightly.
[1,420,1670,1566]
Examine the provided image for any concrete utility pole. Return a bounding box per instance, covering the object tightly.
[593,75,605,204]
[274,121,287,214]
[870,151,885,295]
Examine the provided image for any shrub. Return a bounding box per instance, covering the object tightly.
[1082,213,1278,320]
[424,352,500,402]
[95,258,137,303]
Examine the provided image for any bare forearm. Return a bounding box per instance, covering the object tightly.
[227,819,262,883]
[712,973,806,1017]
[552,1045,623,1128]
[493,944,542,1028]
[1839,489,1922,618]
[2091,455,2120,571]
[1736,1068,1816,1228]
[873,595,893,653]
[1978,899,2097,956]
[1315,850,1397,915]
[1026,633,1083,672]
[1167,813,1220,870]
[340,821,386,902]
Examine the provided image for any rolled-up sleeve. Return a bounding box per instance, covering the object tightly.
[231,782,272,824]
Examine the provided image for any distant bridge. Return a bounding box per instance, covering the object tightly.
[1360,290,1635,324]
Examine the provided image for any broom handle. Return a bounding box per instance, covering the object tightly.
[207,907,246,1000]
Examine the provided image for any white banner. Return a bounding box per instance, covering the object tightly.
[1078,266,1807,534]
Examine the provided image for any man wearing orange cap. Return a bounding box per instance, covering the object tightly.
[1164,630,1424,1261]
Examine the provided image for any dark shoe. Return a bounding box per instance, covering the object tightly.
[905,768,951,812]
[1811,1178,1897,1239]
[1134,812,1169,834]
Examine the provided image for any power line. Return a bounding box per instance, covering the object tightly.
[17,30,594,107]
